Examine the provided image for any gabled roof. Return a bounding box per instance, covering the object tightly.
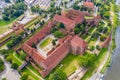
[54,14,74,25]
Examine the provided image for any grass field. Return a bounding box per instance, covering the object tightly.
[81,48,108,80]
[0,15,24,35]
[39,37,53,49]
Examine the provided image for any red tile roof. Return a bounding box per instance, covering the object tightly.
[54,14,74,25]
[71,36,87,49]
[83,2,94,9]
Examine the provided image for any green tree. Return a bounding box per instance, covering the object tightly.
[0,58,4,72]
[74,27,80,34]
[53,31,64,38]
[60,23,65,28]
[20,73,29,80]
[31,42,37,49]
[49,69,67,80]
[2,78,7,80]
[11,63,19,70]
[52,40,56,46]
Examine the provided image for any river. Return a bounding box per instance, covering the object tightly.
[104,26,120,80]
[104,0,120,80]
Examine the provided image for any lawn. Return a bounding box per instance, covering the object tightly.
[81,48,108,80]
[45,53,84,80]
[0,15,24,35]
[12,51,42,80]
[85,16,94,19]
[39,37,53,49]
[58,54,80,76]
[0,18,16,26]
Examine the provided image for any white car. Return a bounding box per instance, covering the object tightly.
[100,74,104,80]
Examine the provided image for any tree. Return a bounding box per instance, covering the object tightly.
[49,69,67,80]
[5,0,10,3]
[20,73,29,80]
[7,42,13,49]
[11,63,19,70]
[80,54,96,68]
[53,31,64,38]
[2,78,7,80]
[96,45,100,50]
[2,2,27,21]
[6,56,12,63]
[31,42,37,49]
[73,4,79,10]
[60,23,65,28]
[90,46,95,51]
[74,27,80,34]
[0,58,4,72]
[52,40,56,46]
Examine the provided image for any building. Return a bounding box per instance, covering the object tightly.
[83,1,94,9]
[54,10,85,31]
[12,22,24,35]
[86,14,101,26]
[101,34,111,48]
[21,18,87,77]
[71,36,88,55]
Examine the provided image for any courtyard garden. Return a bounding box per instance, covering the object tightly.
[39,37,53,49]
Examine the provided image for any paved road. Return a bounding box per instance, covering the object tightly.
[0,55,20,80]
[68,68,87,80]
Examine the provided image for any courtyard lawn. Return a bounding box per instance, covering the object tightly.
[39,37,53,49]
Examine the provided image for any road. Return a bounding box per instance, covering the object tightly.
[68,68,87,80]
[0,54,20,80]
[89,32,112,80]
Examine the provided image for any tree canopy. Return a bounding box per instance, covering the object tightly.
[2,2,27,21]
[48,69,67,80]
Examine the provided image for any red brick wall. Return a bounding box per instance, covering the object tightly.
[26,26,51,46]
[21,43,45,65]
[40,35,73,77]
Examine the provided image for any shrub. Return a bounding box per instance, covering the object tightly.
[11,63,19,70]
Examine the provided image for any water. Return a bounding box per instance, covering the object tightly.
[104,26,120,80]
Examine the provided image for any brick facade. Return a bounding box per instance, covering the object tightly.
[21,10,88,77]
[54,10,85,31]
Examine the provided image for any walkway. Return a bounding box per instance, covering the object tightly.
[89,2,114,80]
[13,53,44,80]
[68,68,87,80]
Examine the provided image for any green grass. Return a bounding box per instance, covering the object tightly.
[85,16,94,19]
[40,37,53,49]
[22,67,41,80]
[81,48,108,80]
[12,51,42,80]
[0,18,16,26]
[58,54,80,76]
[0,15,24,35]
[46,53,87,79]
